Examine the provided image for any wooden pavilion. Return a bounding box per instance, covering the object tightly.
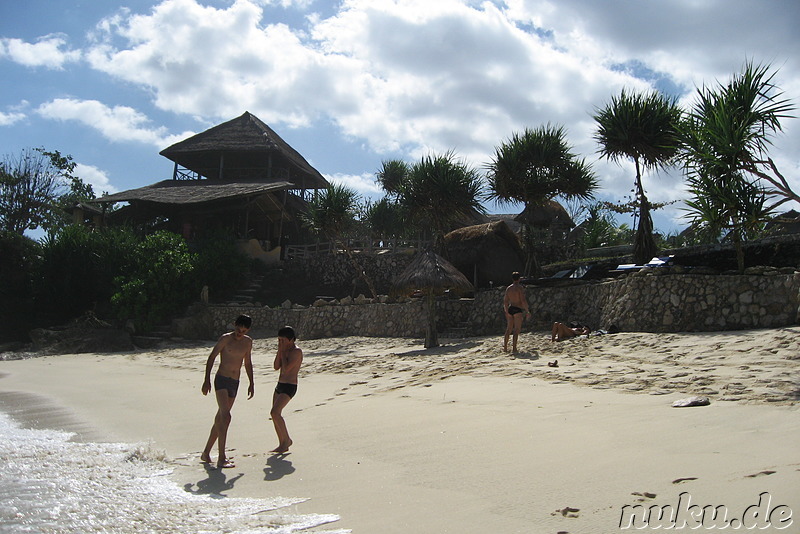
[95,112,330,246]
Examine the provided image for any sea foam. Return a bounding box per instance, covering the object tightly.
[0,412,347,533]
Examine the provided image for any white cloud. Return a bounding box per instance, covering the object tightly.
[0,110,26,126]
[326,171,383,199]
[35,98,193,147]
[74,163,119,195]
[14,0,798,229]
[0,34,81,69]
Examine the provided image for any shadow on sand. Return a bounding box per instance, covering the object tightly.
[264,453,295,481]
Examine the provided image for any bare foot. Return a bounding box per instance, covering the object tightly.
[200,452,212,463]
[217,458,236,468]
[271,439,293,453]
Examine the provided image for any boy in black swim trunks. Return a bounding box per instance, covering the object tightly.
[201,314,254,468]
[270,326,303,453]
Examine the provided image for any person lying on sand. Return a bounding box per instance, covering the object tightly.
[270,325,303,454]
[551,322,590,342]
[201,314,254,468]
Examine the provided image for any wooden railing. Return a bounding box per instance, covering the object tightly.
[285,239,431,258]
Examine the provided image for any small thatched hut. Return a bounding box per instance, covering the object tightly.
[444,220,525,287]
[393,250,473,348]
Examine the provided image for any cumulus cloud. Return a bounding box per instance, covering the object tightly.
[74,163,119,195]
[0,34,81,69]
[36,98,193,147]
[326,172,385,199]
[0,110,26,126]
[10,0,798,227]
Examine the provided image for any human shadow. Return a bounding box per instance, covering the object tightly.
[184,463,244,496]
[264,453,296,481]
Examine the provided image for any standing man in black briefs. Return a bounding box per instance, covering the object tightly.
[503,272,531,353]
[201,314,254,469]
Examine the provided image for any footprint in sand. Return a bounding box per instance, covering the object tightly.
[632,492,657,500]
[554,506,580,518]
[672,477,698,484]
[745,470,776,478]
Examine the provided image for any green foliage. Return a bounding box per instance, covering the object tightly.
[376,159,411,198]
[111,231,197,332]
[363,197,406,241]
[400,150,486,251]
[0,231,40,341]
[35,225,138,325]
[487,124,597,206]
[679,61,793,270]
[191,230,251,301]
[593,89,682,265]
[303,183,360,243]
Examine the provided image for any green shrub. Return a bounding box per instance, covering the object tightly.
[35,225,138,325]
[190,230,251,301]
[0,231,39,341]
[111,231,197,332]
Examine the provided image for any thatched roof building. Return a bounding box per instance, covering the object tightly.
[444,220,525,287]
[95,112,330,244]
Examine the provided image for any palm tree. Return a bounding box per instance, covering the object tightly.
[679,61,795,271]
[303,183,378,298]
[376,159,411,198]
[487,124,597,274]
[397,151,486,254]
[593,90,682,265]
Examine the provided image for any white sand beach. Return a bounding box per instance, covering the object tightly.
[1,328,798,532]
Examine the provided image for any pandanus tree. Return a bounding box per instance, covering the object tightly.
[593,90,682,265]
[303,183,378,298]
[486,124,597,275]
[377,152,486,254]
[679,61,796,271]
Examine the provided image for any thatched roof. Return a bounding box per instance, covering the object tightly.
[444,220,525,286]
[393,249,474,296]
[515,200,574,229]
[159,111,329,190]
[95,179,293,205]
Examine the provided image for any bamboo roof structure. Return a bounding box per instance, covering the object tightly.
[159,111,329,190]
[96,179,292,205]
[393,249,474,296]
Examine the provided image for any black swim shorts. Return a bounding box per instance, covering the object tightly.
[214,374,240,398]
[275,382,298,398]
[508,305,524,315]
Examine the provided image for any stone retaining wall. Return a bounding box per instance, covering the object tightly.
[181,270,800,340]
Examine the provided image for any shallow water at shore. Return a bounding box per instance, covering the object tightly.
[0,412,346,533]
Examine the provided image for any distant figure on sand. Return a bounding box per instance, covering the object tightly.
[503,272,531,353]
[201,314,254,469]
[270,325,303,453]
[551,322,590,342]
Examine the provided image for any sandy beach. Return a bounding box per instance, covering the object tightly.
[1,327,798,533]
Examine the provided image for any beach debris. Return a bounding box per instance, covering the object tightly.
[548,360,559,367]
[555,506,580,518]
[632,492,657,499]
[672,477,698,484]
[671,396,711,407]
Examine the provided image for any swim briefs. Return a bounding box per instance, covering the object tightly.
[508,305,524,315]
[275,382,298,398]
[214,374,240,398]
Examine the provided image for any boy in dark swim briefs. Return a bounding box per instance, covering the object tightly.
[270,326,303,453]
[503,272,531,353]
[201,315,254,468]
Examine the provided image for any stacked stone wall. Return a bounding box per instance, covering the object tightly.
[184,270,799,340]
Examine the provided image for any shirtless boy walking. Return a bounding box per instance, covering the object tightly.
[270,326,302,453]
[201,314,254,468]
[503,272,531,353]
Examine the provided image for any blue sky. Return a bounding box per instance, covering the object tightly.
[2,0,799,236]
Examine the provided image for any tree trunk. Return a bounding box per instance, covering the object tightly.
[633,159,657,265]
[424,292,439,348]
